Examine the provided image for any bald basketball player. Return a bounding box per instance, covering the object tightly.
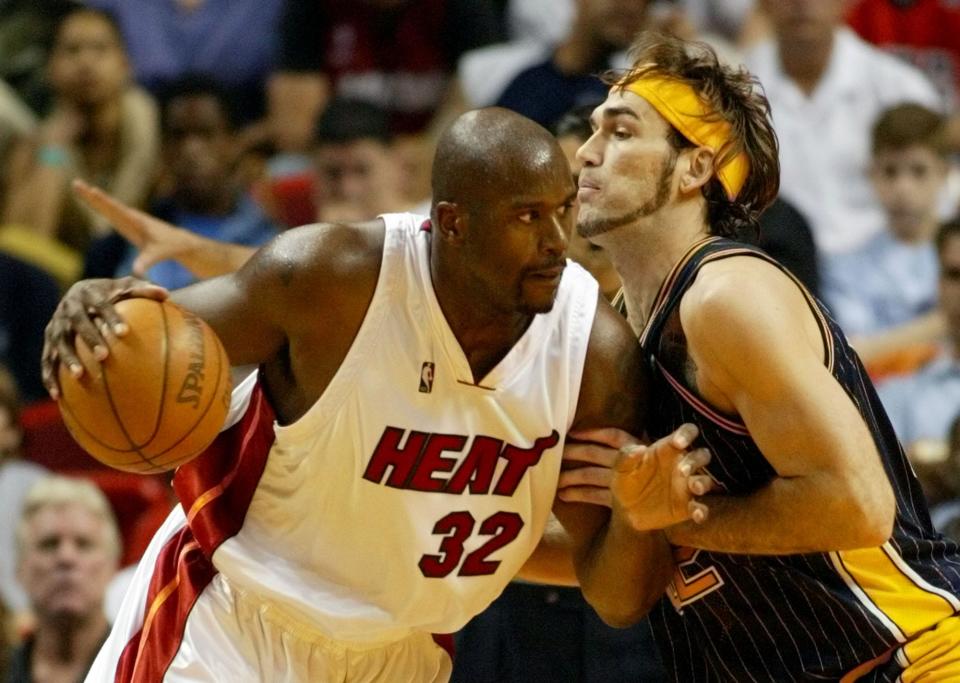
[560,32,960,680]
[42,108,710,682]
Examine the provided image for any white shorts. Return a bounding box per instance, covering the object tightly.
[87,506,453,683]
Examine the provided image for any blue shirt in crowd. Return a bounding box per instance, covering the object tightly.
[496,58,609,128]
[116,194,278,291]
[87,0,284,90]
[878,351,960,447]
[822,230,938,336]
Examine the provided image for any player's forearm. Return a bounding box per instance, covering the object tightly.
[667,473,893,554]
[578,513,672,627]
[517,517,578,586]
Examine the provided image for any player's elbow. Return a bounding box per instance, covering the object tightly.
[864,483,896,545]
[847,475,896,547]
[585,592,654,629]
[580,563,668,628]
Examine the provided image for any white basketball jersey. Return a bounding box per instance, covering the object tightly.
[191,214,598,643]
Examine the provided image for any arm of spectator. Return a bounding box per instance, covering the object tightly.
[2,106,82,240]
[73,180,255,279]
[267,0,331,153]
[267,72,330,153]
[849,309,946,366]
[98,88,161,221]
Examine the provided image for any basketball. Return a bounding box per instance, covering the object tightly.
[57,298,232,474]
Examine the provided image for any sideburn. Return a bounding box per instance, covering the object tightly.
[578,147,680,238]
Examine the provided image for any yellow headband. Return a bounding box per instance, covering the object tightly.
[623,75,749,200]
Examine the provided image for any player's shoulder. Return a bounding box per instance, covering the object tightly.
[271,219,386,267]
[583,297,647,394]
[575,295,647,432]
[241,219,386,319]
[681,254,804,341]
[254,219,385,284]
[589,294,638,353]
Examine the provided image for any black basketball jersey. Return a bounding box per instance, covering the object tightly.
[624,237,960,681]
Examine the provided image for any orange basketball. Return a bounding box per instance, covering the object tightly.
[57,298,232,474]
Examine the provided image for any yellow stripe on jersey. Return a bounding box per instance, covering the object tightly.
[899,614,960,682]
[834,543,960,640]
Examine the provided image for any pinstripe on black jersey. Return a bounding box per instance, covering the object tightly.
[624,237,960,681]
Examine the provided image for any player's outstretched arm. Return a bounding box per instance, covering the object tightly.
[73,180,256,279]
[41,221,383,401]
[535,297,711,627]
[660,258,895,554]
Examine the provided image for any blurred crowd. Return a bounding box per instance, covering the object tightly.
[2,0,960,681]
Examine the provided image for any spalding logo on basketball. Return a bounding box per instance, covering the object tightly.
[57,298,232,474]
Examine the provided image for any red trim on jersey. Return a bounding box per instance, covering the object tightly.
[114,382,277,681]
[114,528,215,682]
[432,632,455,660]
[656,359,750,436]
[173,381,277,556]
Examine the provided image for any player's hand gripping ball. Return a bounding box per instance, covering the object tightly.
[57,298,232,473]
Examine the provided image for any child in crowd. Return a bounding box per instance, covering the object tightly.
[823,103,950,367]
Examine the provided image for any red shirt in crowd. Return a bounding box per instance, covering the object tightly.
[847,0,960,105]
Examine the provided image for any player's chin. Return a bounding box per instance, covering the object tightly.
[519,284,559,315]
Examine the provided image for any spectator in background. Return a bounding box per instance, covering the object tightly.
[74,99,409,283]
[927,414,960,542]
[1,6,159,258]
[83,0,285,125]
[0,80,36,182]
[3,476,118,683]
[846,0,960,108]
[268,0,503,153]
[83,75,277,290]
[879,219,960,454]
[494,0,650,128]
[823,104,948,360]
[0,596,8,680]
[669,0,757,46]
[311,99,411,223]
[0,369,48,640]
[0,252,59,402]
[554,103,621,300]
[0,0,76,115]
[746,0,941,255]
[748,197,820,297]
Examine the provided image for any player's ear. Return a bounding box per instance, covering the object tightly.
[434,202,466,243]
[678,147,715,195]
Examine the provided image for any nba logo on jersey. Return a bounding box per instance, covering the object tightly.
[419,362,435,393]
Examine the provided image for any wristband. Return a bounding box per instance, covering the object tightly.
[37,145,70,167]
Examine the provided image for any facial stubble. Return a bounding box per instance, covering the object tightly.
[577,148,679,239]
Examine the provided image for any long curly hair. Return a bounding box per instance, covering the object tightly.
[606,32,780,237]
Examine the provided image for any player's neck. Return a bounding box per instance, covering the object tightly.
[595,204,709,335]
[431,257,534,381]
